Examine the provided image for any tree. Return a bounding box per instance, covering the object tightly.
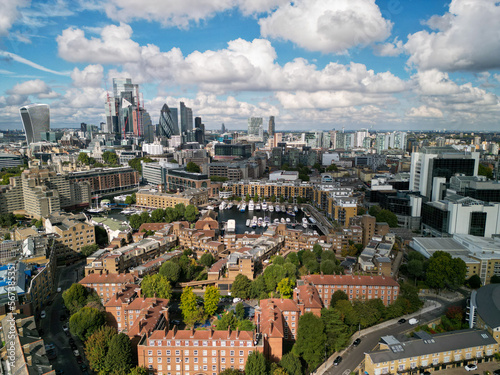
[286,252,300,267]
[141,274,172,299]
[128,157,153,173]
[427,251,467,290]
[104,333,133,375]
[478,163,493,179]
[490,275,500,283]
[175,203,186,219]
[272,255,285,265]
[249,276,267,299]
[375,209,398,228]
[151,208,165,223]
[264,264,287,292]
[186,162,201,173]
[231,274,251,299]
[3,233,10,240]
[78,152,90,165]
[180,287,201,327]
[85,326,117,373]
[129,214,143,230]
[219,369,242,375]
[102,151,119,165]
[283,263,297,281]
[215,311,239,330]
[81,244,99,257]
[369,205,381,216]
[321,308,349,354]
[245,351,267,375]
[199,253,214,268]
[312,244,323,258]
[184,204,199,222]
[204,286,220,316]
[334,300,359,326]
[279,353,302,375]
[165,207,177,222]
[69,307,105,341]
[63,283,89,314]
[304,259,319,274]
[235,302,245,320]
[128,367,149,375]
[277,278,294,299]
[159,261,181,283]
[273,368,288,375]
[238,319,255,331]
[407,259,425,279]
[293,313,326,371]
[354,299,384,328]
[466,274,482,289]
[95,225,108,246]
[320,260,338,275]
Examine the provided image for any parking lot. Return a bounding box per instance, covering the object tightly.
[430,361,499,375]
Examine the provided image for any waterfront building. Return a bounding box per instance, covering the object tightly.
[136,187,209,209]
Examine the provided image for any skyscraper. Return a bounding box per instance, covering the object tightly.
[19,104,50,145]
[268,116,275,136]
[180,102,193,133]
[158,103,179,138]
[248,117,263,136]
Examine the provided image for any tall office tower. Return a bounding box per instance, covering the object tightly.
[19,104,50,145]
[170,108,179,130]
[221,123,226,133]
[409,146,479,200]
[107,78,146,138]
[143,124,155,143]
[354,129,369,147]
[180,102,193,133]
[80,123,87,133]
[268,116,275,136]
[194,117,202,129]
[248,117,263,136]
[375,133,388,153]
[158,104,179,138]
[329,130,337,149]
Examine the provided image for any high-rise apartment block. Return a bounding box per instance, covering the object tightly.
[248,117,263,137]
[19,104,50,145]
[268,116,275,136]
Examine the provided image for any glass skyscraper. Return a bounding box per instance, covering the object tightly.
[159,103,179,138]
[19,104,50,145]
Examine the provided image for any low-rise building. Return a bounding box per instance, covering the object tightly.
[79,273,137,303]
[136,188,209,209]
[468,284,500,342]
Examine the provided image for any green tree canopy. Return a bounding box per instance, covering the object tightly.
[204,286,220,316]
[128,367,149,375]
[199,253,214,268]
[272,255,285,265]
[159,261,181,284]
[215,310,239,331]
[180,287,202,327]
[102,151,119,165]
[151,208,165,222]
[277,278,294,299]
[63,283,89,314]
[426,251,467,289]
[175,203,186,219]
[478,163,493,179]
[219,369,243,375]
[264,264,287,291]
[334,300,359,326]
[375,209,398,228]
[69,307,105,341]
[286,252,300,267]
[279,353,302,375]
[184,204,199,222]
[245,351,267,375]
[81,244,99,257]
[85,325,117,373]
[321,308,349,354]
[104,333,133,375]
[293,313,326,371]
[141,274,172,299]
[235,302,245,320]
[231,274,251,299]
[186,162,201,173]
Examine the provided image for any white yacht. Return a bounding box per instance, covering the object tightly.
[227,202,233,209]
[268,204,274,212]
[246,219,251,227]
[248,200,255,211]
[262,202,268,211]
[219,201,227,210]
[280,218,286,224]
[251,216,258,228]
[240,203,246,212]
[286,217,291,224]
[294,205,299,212]
[275,205,280,212]
[255,203,261,211]
[302,218,308,228]
[273,218,280,224]
[257,217,263,227]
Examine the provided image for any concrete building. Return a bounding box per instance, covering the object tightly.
[136,187,209,209]
[468,284,500,342]
[19,104,50,145]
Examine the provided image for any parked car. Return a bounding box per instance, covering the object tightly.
[333,356,342,365]
[47,300,53,306]
[493,370,500,375]
[40,310,46,319]
[233,298,242,303]
[57,287,62,293]
[62,324,69,332]
[76,356,83,364]
[398,318,406,324]
[352,338,361,347]
[73,349,80,357]
[408,318,419,325]
[465,364,478,371]
[70,343,77,350]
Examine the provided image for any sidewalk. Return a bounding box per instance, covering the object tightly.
[418,289,465,302]
[312,300,443,375]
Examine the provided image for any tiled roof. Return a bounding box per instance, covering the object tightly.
[209,259,227,273]
[79,273,137,285]
[104,285,139,307]
[295,284,322,309]
[302,274,399,287]
[148,328,254,341]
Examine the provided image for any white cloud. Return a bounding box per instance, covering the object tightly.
[373,38,403,57]
[407,106,443,118]
[57,23,141,63]
[71,64,104,88]
[405,0,500,71]
[0,0,30,37]
[8,79,50,95]
[259,0,392,54]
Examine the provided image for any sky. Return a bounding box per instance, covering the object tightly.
[0,0,499,132]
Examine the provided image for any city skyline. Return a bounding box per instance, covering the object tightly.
[0,0,499,131]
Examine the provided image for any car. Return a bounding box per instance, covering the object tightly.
[333,356,342,366]
[70,343,77,350]
[73,349,80,357]
[398,318,406,324]
[465,364,478,371]
[352,338,361,347]
[76,356,83,364]
[408,318,419,325]
[45,343,55,351]
[233,298,242,303]
[57,287,62,293]
[62,324,69,332]
[423,372,431,375]
[59,314,66,322]
[40,310,46,319]
[55,370,64,375]
[39,329,44,336]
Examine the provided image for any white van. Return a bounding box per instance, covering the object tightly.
[408,318,419,325]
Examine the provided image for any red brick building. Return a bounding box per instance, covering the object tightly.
[79,273,137,303]
[301,274,399,307]
[137,328,263,375]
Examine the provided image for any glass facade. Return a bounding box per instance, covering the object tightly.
[159,104,179,138]
[422,203,449,233]
[469,212,487,236]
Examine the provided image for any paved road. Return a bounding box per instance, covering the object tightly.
[40,260,88,373]
[322,297,466,375]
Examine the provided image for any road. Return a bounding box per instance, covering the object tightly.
[322,297,466,375]
[40,260,88,373]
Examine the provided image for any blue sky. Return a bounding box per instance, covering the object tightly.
[1,0,499,131]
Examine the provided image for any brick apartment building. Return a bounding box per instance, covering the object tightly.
[137,328,263,375]
[79,273,137,303]
[68,166,140,196]
[301,274,400,307]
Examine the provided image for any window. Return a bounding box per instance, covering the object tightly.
[175,351,180,356]
[157,350,162,356]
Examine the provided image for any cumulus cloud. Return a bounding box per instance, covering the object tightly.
[373,38,403,57]
[259,0,392,54]
[0,0,30,37]
[6,79,59,99]
[405,0,500,71]
[407,105,443,118]
[71,64,104,87]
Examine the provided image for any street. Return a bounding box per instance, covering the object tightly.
[322,297,465,375]
[40,260,89,373]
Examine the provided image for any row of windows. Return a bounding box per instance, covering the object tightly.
[147,349,250,356]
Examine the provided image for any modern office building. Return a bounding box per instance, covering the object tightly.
[19,104,50,145]
[0,153,23,169]
[214,144,253,161]
[248,117,263,137]
[158,103,179,138]
[409,146,479,200]
[180,102,193,133]
[268,116,275,136]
